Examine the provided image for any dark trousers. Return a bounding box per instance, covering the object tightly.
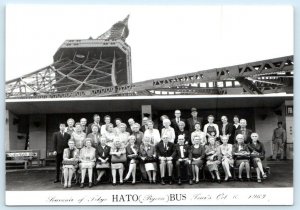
[55,153,63,180]
[176,160,192,179]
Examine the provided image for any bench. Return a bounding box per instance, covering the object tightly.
[6,150,42,169]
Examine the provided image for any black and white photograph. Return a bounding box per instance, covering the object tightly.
[5,4,293,205]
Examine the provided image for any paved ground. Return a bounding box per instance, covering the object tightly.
[6,160,293,191]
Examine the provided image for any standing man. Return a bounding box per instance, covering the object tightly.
[218,115,234,144]
[272,122,287,160]
[187,108,203,133]
[140,117,149,133]
[127,118,136,133]
[156,135,176,185]
[80,118,88,133]
[171,110,186,133]
[53,123,71,183]
[234,119,252,144]
[87,114,101,134]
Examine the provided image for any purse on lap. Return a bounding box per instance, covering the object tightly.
[111,154,127,163]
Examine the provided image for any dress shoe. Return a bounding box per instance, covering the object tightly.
[63,185,67,189]
[53,179,60,183]
[178,179,182,185]
[153,180,157,184]
[189,179,193,185]
[89,182,93,188]
[161,179,166,185]
[247,178,251,182]
[120,182,124,185]
[217,179,221,184]
[94,180,100,186]
[262,173,267,179]
[68,184,72,188]
[112,183,117,186]
[238,178,243,182]
[123,178,129,183]
[169,180,173,185]
[257,179,262,183]
[80,183,84,188]
[132,181,136,185]
[149,180,152,184]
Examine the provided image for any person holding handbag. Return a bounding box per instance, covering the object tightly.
[248,133,267,183]
[62,139,79,189]
[87,125,101,148]
[124,135,139,184]
[95,136,111,185]
[110,138,127,186]
[205,136,221,183]
[79,138,96,188]
[139,135,157,184]
[218,135,234,181]
[232,134,251,182]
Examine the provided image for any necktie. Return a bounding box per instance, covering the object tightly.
[164,144,167,150]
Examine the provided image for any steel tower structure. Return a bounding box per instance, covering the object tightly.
[5,16,293,99]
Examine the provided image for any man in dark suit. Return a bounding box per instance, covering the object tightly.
[140,117,149,133]
[175,121,191,145]
[234,119,253,144]
[171,110,187,133]
[174,135,193,185]
[187,108,203,133]
[53,123,71,183]
[218,115,234,144]
[95,136,111,185]
[156,134,176,185]
[87,114,101,134]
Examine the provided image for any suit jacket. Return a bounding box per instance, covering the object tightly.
[140,143,156,158]
[171,118,187,133]
[174,144,190,160]
[175,130,191,145]
[219,123,234,143]
[234,128,253,144]
[248,141,265,159]
[156,141,176,158]
[87,122,102,135]
[187,117,203,132]
[53,131,71,154]
[95,145,111,161]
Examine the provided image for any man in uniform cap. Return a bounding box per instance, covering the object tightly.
[187,108,203,133]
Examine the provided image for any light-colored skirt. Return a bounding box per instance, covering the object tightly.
[145,162,157,171]
[79,162,95,169]
[222,157,234,167]
[235,159,249,166]
[191,159,204,168]
[111,163,124,170]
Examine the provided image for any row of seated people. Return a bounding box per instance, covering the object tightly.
[59,131,267,189]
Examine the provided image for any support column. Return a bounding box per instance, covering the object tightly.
[29,115,47,159]
[284,100,293,160]
[141,105,152,121]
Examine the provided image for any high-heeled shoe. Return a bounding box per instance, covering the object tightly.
[217,179,221,184]
[238,178,243,182]
[80,183,84,188]
[262,173,267,179]
[119,181,124,185]
[195,179,199,184]
[257,179,262,183]
[132,181,136,185]
[89,182,93,188]
[112,182,117,186]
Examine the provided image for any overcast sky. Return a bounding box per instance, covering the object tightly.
[6,5,293,83]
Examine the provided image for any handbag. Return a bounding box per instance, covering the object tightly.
[96,162,110,169]
[62,160,78,165]
[111,153,127,163]
[144,156,156,163]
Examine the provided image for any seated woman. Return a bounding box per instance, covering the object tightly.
[124,135,139,184]
[191,123,206,145]
[205,136,221,183]
[62,139,79,188]
[189,136,205,184]
[79,138,96,188]
[95,136,111,185]
[110,138,127,185]
[248,133,267,183]
[87,124,101,148]
[218,135,234,181]
[232,134,251,182]
[103,123,116,147]
[203,115,220,144]
[71,122,86,150]
[139,135,157,184]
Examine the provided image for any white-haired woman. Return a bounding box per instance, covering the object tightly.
[124,135,139,184]
[140,135,157,184]
[79,138,96,188]
[62,139,79,188]
[232,134,251,182]
[71,122,86,150]
[248,133,267,183]
[205,136,221,183]
[218,135,234,181]
[191,122,206,145]
[117,123,130,147]
[161,119,175,143]
[103,123,116,147]
[110,138,126,185]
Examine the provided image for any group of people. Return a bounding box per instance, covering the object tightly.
[52,108,281,189]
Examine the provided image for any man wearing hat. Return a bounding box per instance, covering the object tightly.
[187,108,203,133]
